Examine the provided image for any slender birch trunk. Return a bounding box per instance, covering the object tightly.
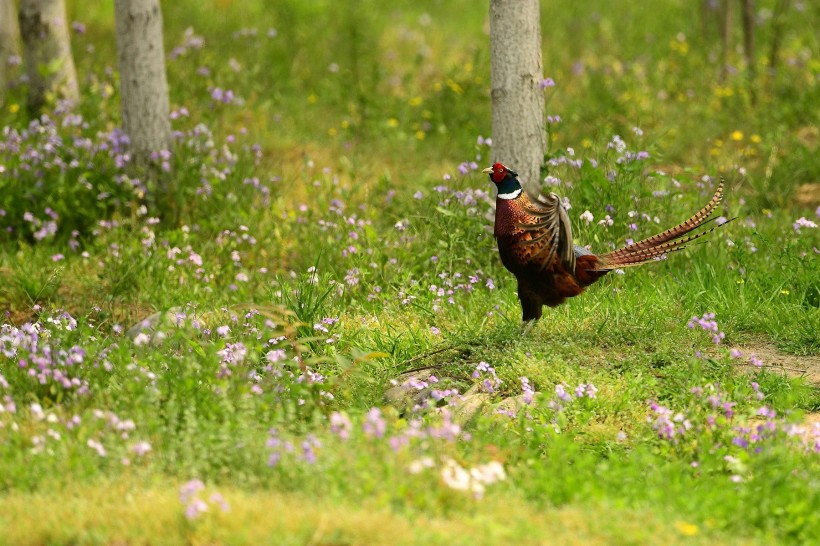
[18,0,79,111]
[739,0,756,104]
[488,0,545,192]
[115,0,171,161]
[1,0,21,97]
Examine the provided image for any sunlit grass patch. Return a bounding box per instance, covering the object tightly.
[0,478,770,546]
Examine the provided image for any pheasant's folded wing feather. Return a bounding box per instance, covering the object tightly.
[515,193,575,272]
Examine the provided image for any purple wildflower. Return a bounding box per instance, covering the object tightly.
[329,411,352,440]
[362,408,386,438]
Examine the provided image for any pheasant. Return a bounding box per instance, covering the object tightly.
[482,162,727,322]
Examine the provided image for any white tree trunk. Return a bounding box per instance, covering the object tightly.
[1,0,21,95]
[115,0,171,159]
[18,0,79,110]
[489,0,545,192]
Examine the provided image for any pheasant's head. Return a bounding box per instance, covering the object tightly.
[482,163,522,199]
[482,162,518,184]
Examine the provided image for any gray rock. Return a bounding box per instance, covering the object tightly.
[384,370,441,412]
[450,389,492,424]
[493,394,531,417]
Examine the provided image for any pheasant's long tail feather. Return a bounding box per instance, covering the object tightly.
[592,179,730,271]
[596,219,733,269]
[602,179,725,261]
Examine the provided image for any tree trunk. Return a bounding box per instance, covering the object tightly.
[739,0,756,104]
[717,0,731,83]
[488,0,545,192]
[18,0,79,111]
[115,0,171,161]
[1,0,21,97]
[767,0,790,80]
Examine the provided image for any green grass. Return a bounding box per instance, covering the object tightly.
[1,0,819,544]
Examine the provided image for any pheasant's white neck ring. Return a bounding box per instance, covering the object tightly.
[494,174,523,199]
[498,188,523,200]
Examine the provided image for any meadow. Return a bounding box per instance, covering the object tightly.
[0,0,819,544]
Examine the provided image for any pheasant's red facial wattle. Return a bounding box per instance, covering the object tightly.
[491,163,507,183]
[483,163,518,187]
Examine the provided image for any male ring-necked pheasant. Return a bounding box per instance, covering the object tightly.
[483,163,727,322]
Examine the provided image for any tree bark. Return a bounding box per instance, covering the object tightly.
[1,0,21,97]
[18,0,79,111]
[488,0,545,192]
[115,0,171,160]
[717,0,731,83]
[739,0,756,104]
[767,0,790,78]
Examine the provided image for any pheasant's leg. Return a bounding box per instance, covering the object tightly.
[521,319,537,336]
[518,287,543,322]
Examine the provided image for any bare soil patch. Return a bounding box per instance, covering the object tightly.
[734,343,820,385]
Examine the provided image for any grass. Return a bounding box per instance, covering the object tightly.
[1,479,770,546]
[1,0,819,544]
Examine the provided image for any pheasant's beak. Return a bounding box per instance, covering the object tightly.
[481,167,493,174]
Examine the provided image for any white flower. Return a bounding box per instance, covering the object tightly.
[470,461,506,484]
[579,210,594,224]
[30,403,45,420]
[441,459,476,493]
[440,458,506,498]
[408,457,435,474]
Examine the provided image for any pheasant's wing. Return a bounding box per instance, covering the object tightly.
[515,192,575,273]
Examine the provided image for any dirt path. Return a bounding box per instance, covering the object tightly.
[734,343,820,385]
[734,343,820,428]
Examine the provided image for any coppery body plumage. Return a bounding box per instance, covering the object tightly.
[483,163,727,321]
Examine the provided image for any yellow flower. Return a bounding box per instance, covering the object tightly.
[8,103,19,113]
[670,40,689,55]
[675,521,699,536]
[415,130,425,140]
[582,138,592,149]
[387,118,399,128]
[340,120,350,129]
[327,127,337,136]
[731,130,743,141]
[408,96,422,107]
[750,134,762,143]
[307,94,318,104]
[446,79,463,95]
[781,289,790,295]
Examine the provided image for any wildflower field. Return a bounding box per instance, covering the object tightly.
[1,0,819,544]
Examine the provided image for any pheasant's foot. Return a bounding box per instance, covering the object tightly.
[520,319,538,336]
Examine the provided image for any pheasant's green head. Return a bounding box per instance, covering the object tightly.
[482,162,522,199]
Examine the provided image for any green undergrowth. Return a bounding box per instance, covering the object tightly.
[1,0,819,544]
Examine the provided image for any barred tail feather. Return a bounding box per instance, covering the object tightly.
[597,221,730,269]
[604,179,725,262]
[592,179,731,271]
